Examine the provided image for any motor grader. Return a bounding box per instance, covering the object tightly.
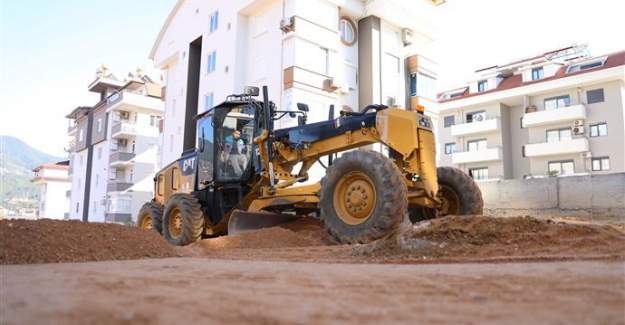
[137,86,482,246]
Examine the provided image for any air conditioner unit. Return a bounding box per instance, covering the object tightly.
[402,29,413,46]
[574,119,584,127]
[280,16,295,33]
[573,126,584,135]
[475,115,484,122]
[120,111,130,119]
[386,96,396,107]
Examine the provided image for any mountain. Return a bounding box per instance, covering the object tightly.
[0,135,65,208]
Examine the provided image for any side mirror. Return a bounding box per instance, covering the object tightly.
[297,103,309,112]
[244,86,260,97]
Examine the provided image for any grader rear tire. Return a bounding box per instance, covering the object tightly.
[162,193,205,246]
[409,166,483,223]
[137,202,164,233]
[319,150,408,244]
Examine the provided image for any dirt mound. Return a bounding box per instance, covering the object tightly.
[354,215,625,262]
[0,219,178,265]
[183,217,335,254]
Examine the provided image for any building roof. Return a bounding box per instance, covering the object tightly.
[149,0,185,60]
[439,50,625,103]
[32,162,70,172]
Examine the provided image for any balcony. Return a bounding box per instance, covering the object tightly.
[109,150,135,167]
[522,104,586,128]
[524,138,589,157]
[452,147,503,164]
[107,90,163,113]
[111,121,137,138]
[451,118,501,137]
[107,180,133,192]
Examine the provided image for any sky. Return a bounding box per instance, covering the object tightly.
[1,0,624,157]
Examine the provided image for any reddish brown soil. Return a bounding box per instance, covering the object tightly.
[2,216,624,265]
[0,219,177,265]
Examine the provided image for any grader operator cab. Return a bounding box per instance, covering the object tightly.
[137,86,483,246]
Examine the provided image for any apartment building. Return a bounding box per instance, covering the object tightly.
[437,45,625,180]
[150,0,443,173]
[66,66,164,223]
[31,161,71,219]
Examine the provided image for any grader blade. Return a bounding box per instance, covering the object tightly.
[227,210,298,235]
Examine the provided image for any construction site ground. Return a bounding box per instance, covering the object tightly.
[2,215,624,324]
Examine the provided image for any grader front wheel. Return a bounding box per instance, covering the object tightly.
[320,150,408,244]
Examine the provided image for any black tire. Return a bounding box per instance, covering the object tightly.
[435,166,483,216]
[162,193,205,246]
[137,201,164,233]
[319,150,408,244]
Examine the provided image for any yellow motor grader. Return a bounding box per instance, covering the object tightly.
[137,86,482,245]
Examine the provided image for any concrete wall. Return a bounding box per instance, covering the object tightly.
[478,173,625,219]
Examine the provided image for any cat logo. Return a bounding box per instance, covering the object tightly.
[181,157,196,175]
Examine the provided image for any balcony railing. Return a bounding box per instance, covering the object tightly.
[111,120,137,138]
[524,138,589,157]
[452,147,503,164]
[107,180,133,192]
[107,90,164,113]
[522,104,586,128]
[451,118,501,137]
[109,150,135,166]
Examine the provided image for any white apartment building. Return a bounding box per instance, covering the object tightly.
[31,161,71,219]
[66,66,164,223]
[437,46,625,180]
[150,0,443,171]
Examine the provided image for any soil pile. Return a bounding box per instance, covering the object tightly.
[354,215,625,262]
[183,217,334,254]
[0,219,178,265]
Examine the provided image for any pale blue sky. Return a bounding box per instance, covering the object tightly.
[1,0,624,157]
[1,0,175,156]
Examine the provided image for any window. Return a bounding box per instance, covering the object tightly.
[209,11,219,33]
[589,123,608,137]
[531,67,544,81]
[592,157,610,171]
[567,58,605,73]
[78,129,84,142]
[544,95,570,110]
[586,88,604,104]
[97,147,102,160]
[450,92,464,99]
[96,118,103,133]
[409,73,417,97]
[76,202,79,213]
[95,174,99,186]
[207,50,217,73]
[204,93,214,111]
[415,72,436,99]
[477,80,488,92]
[469,167,488,180]
[466,111,486,123]
[444,143,456,155]
[548,160,574,176]
[546,128,572,143]
[444,115,455,128]
[149,115,161,127]
[339,17,357,46]
[467,139,487,152]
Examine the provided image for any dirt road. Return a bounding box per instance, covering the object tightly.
[2,258,624,324]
